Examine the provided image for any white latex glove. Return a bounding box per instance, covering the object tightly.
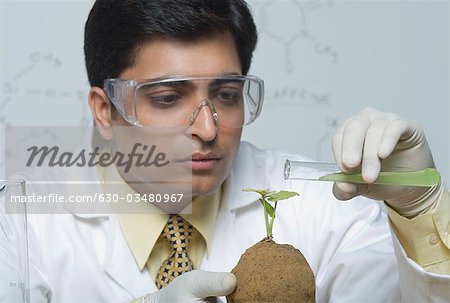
[332,107,438,217]
[143,270,236,303]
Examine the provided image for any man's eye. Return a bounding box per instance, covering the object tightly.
[148,94,181,107]
[215,89,242,105]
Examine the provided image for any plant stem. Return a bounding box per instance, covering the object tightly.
[261,198,271,238]
[268,201,278,238]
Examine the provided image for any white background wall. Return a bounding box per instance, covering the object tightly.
[1,0,448,181]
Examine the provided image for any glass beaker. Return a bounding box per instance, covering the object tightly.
[0,179,30,303]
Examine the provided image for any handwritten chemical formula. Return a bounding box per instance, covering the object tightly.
[1,52,90,127]
[0,52,91,175]
[253,0,338,73]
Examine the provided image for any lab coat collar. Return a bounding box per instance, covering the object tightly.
[61,164,117,219]
[223,142,281,211]
[62,179,112,219]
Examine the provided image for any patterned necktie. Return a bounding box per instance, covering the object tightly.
[155,215,194,289]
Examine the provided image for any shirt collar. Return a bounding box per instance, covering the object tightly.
[99,162,221,270]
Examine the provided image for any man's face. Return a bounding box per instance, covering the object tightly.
[115,32,243,197]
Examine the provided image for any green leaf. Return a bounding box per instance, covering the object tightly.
[262,199,275,218]
[242,188,274,197]
[266,190,299,202]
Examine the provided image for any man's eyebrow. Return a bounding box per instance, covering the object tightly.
[210,77,243,86]
[150,80,194,88]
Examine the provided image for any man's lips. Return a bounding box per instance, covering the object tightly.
[177,152,221,170]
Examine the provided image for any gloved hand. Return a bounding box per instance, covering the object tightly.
[142,270,236,303]
[332,107,439,217]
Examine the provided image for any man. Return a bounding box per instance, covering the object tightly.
[1,0,449,302]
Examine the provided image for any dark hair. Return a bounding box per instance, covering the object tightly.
[84,0,258,87]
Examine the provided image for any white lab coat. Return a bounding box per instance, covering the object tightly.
[2,142,449,302]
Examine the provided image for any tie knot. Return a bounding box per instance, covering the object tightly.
[162,215,193,250]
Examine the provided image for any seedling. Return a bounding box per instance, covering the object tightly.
[243,188,299,240]
[228,188,314,303]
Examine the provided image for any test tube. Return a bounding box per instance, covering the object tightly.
[284,160,340,181]
[284,159,440,187]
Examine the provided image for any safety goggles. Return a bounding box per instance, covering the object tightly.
[103,75,264,128]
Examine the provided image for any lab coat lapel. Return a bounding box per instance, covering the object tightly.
[64,161,157,296]
[223,142,272,210]
[103,217,156,297]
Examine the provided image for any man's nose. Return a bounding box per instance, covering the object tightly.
[186,100,218,142]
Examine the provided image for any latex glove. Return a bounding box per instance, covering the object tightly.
[143,270,236,303]
[332,107,438,217]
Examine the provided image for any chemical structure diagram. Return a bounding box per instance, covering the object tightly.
[0,52,91,175]
[1,51,90,127]
[253,0,339,73]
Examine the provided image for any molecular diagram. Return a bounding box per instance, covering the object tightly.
[1,51,90,127]
[253,0,339,73]
[1,52,91,175]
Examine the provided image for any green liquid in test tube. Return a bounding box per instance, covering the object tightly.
[284,160,440,187]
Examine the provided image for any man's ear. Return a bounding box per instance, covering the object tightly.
[88,86,113,140]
